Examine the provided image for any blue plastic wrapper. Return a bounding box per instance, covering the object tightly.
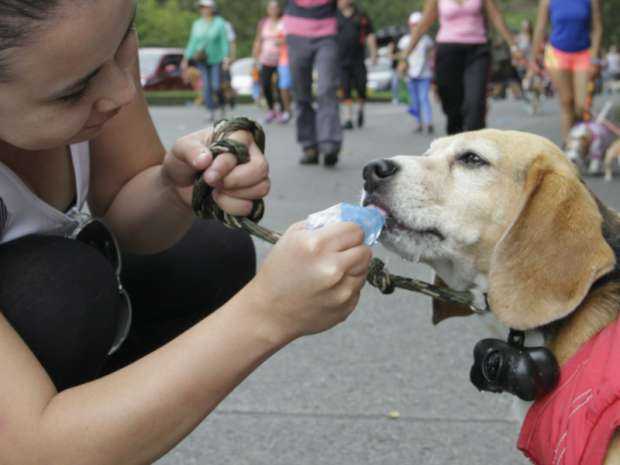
[305,203,386,246]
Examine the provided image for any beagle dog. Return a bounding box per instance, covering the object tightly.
[362,129,620,464]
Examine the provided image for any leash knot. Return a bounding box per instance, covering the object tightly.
[367,258,395,295]
[192,117,266,226]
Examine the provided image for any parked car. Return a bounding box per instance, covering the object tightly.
[367,56,393,92]
[139,47,193,91]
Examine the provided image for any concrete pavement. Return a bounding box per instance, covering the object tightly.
[151,97,620,465]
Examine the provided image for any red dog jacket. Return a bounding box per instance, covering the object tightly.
[518,318,620,465]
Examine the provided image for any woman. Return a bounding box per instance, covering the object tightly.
[0,1,371,464]
[403,0,520,135]
[181,0,230,122]
[276,15,293,124]
[252,1,286,124]
[530,0,603,149]
[399,11,435,133]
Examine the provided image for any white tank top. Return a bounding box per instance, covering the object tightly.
[0,142,132,355]
[0,142,90,243]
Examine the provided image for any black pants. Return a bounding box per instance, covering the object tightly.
[434,43,491,135]
[260,65,279,110]
[340,60,367,100]
[0,220,256,391]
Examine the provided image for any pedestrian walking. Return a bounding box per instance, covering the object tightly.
[276,17,294,124]
[222,19,237,110]
[336,0,378,130]
[252,1,286,124]
[284,0,342,166]
[181,0,231,122]
[398,12,434,134]
[529,0,603,160]
[402,0,520,135]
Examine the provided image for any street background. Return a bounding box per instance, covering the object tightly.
[150,97,620,465]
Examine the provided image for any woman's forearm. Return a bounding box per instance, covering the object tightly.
[36,285,290,465]
[590,0,603,59]
[102,165,194,254]
[404,0,438,57]
[485,0,515,48]
[531,0,549,62]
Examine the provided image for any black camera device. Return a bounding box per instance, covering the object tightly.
[470,330,559,401]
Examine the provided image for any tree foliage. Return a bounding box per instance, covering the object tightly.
[135,0,620,58]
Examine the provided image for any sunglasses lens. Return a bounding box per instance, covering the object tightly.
[108,288,133,355]
[75,220,121,273]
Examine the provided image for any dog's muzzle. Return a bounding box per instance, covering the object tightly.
[363,159,399,193]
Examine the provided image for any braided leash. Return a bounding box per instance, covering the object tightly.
[191,117,486,313]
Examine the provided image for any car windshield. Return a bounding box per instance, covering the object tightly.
[139,50,163,78]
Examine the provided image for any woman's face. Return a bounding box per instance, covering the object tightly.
[0,0,138,150]
[200,6,214,18]
[267,2,280,18]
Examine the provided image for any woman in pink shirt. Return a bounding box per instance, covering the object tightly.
[252,1,285,123]
[403,0,519,134]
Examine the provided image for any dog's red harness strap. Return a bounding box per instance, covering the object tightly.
[518,318,620,465]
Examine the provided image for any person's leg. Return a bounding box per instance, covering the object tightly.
[418,78,433,131]
[462,44,491,131]
[314,36,342,160]
[0,235,120,391]
[354,60,368,128]
[547,68,576,142]
[434,44,466,135]
[260,65,276,112]
[211,64,225,116]
[277,65,293,118]
[287,35,318,158]
[391,69,401,104]
[407,78,421,129]
[104,220,256,372]
[202,64,216,116]
[573,70,590,121]
[341,65,354,129]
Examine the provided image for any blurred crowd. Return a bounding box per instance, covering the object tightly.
[179,0,619,177]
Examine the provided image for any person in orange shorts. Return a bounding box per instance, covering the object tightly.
[530,0,603,146]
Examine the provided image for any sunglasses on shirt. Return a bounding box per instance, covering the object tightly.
[69,218,133,355]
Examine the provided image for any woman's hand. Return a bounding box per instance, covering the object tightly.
[246,221,373,340]
[162,126,270,216]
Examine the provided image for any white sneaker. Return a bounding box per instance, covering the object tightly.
[588,158,601,175]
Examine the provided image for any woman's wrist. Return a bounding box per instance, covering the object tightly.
[236,280,299,347]
[156,164,195,216]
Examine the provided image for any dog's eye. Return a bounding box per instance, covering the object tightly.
[456,151,489,167]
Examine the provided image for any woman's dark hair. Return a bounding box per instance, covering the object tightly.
[0,0,62,81]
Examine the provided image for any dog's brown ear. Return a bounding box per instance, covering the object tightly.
[488,159,615,330]
[432,275,476,325]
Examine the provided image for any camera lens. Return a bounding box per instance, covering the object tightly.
[482,350,503,383]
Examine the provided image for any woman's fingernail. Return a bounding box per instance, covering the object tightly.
[193,152,210,167]
[205,170,220,184]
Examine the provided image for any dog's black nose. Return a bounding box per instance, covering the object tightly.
[363,159,399,192]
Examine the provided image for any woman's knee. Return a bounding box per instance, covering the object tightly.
[0,235,120,389]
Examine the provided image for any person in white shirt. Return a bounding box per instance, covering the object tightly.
[398,12,434,133]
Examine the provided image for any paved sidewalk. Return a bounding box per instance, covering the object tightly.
[151,98,620,465]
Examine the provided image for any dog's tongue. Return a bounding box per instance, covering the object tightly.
[305,203,385,246]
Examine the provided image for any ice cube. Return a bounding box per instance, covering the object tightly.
[305,203,385,246]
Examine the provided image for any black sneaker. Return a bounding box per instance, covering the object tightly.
[323,148,340,167]
[357,111,364,128]
[299,147,319,165]
[342,120,354,130]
